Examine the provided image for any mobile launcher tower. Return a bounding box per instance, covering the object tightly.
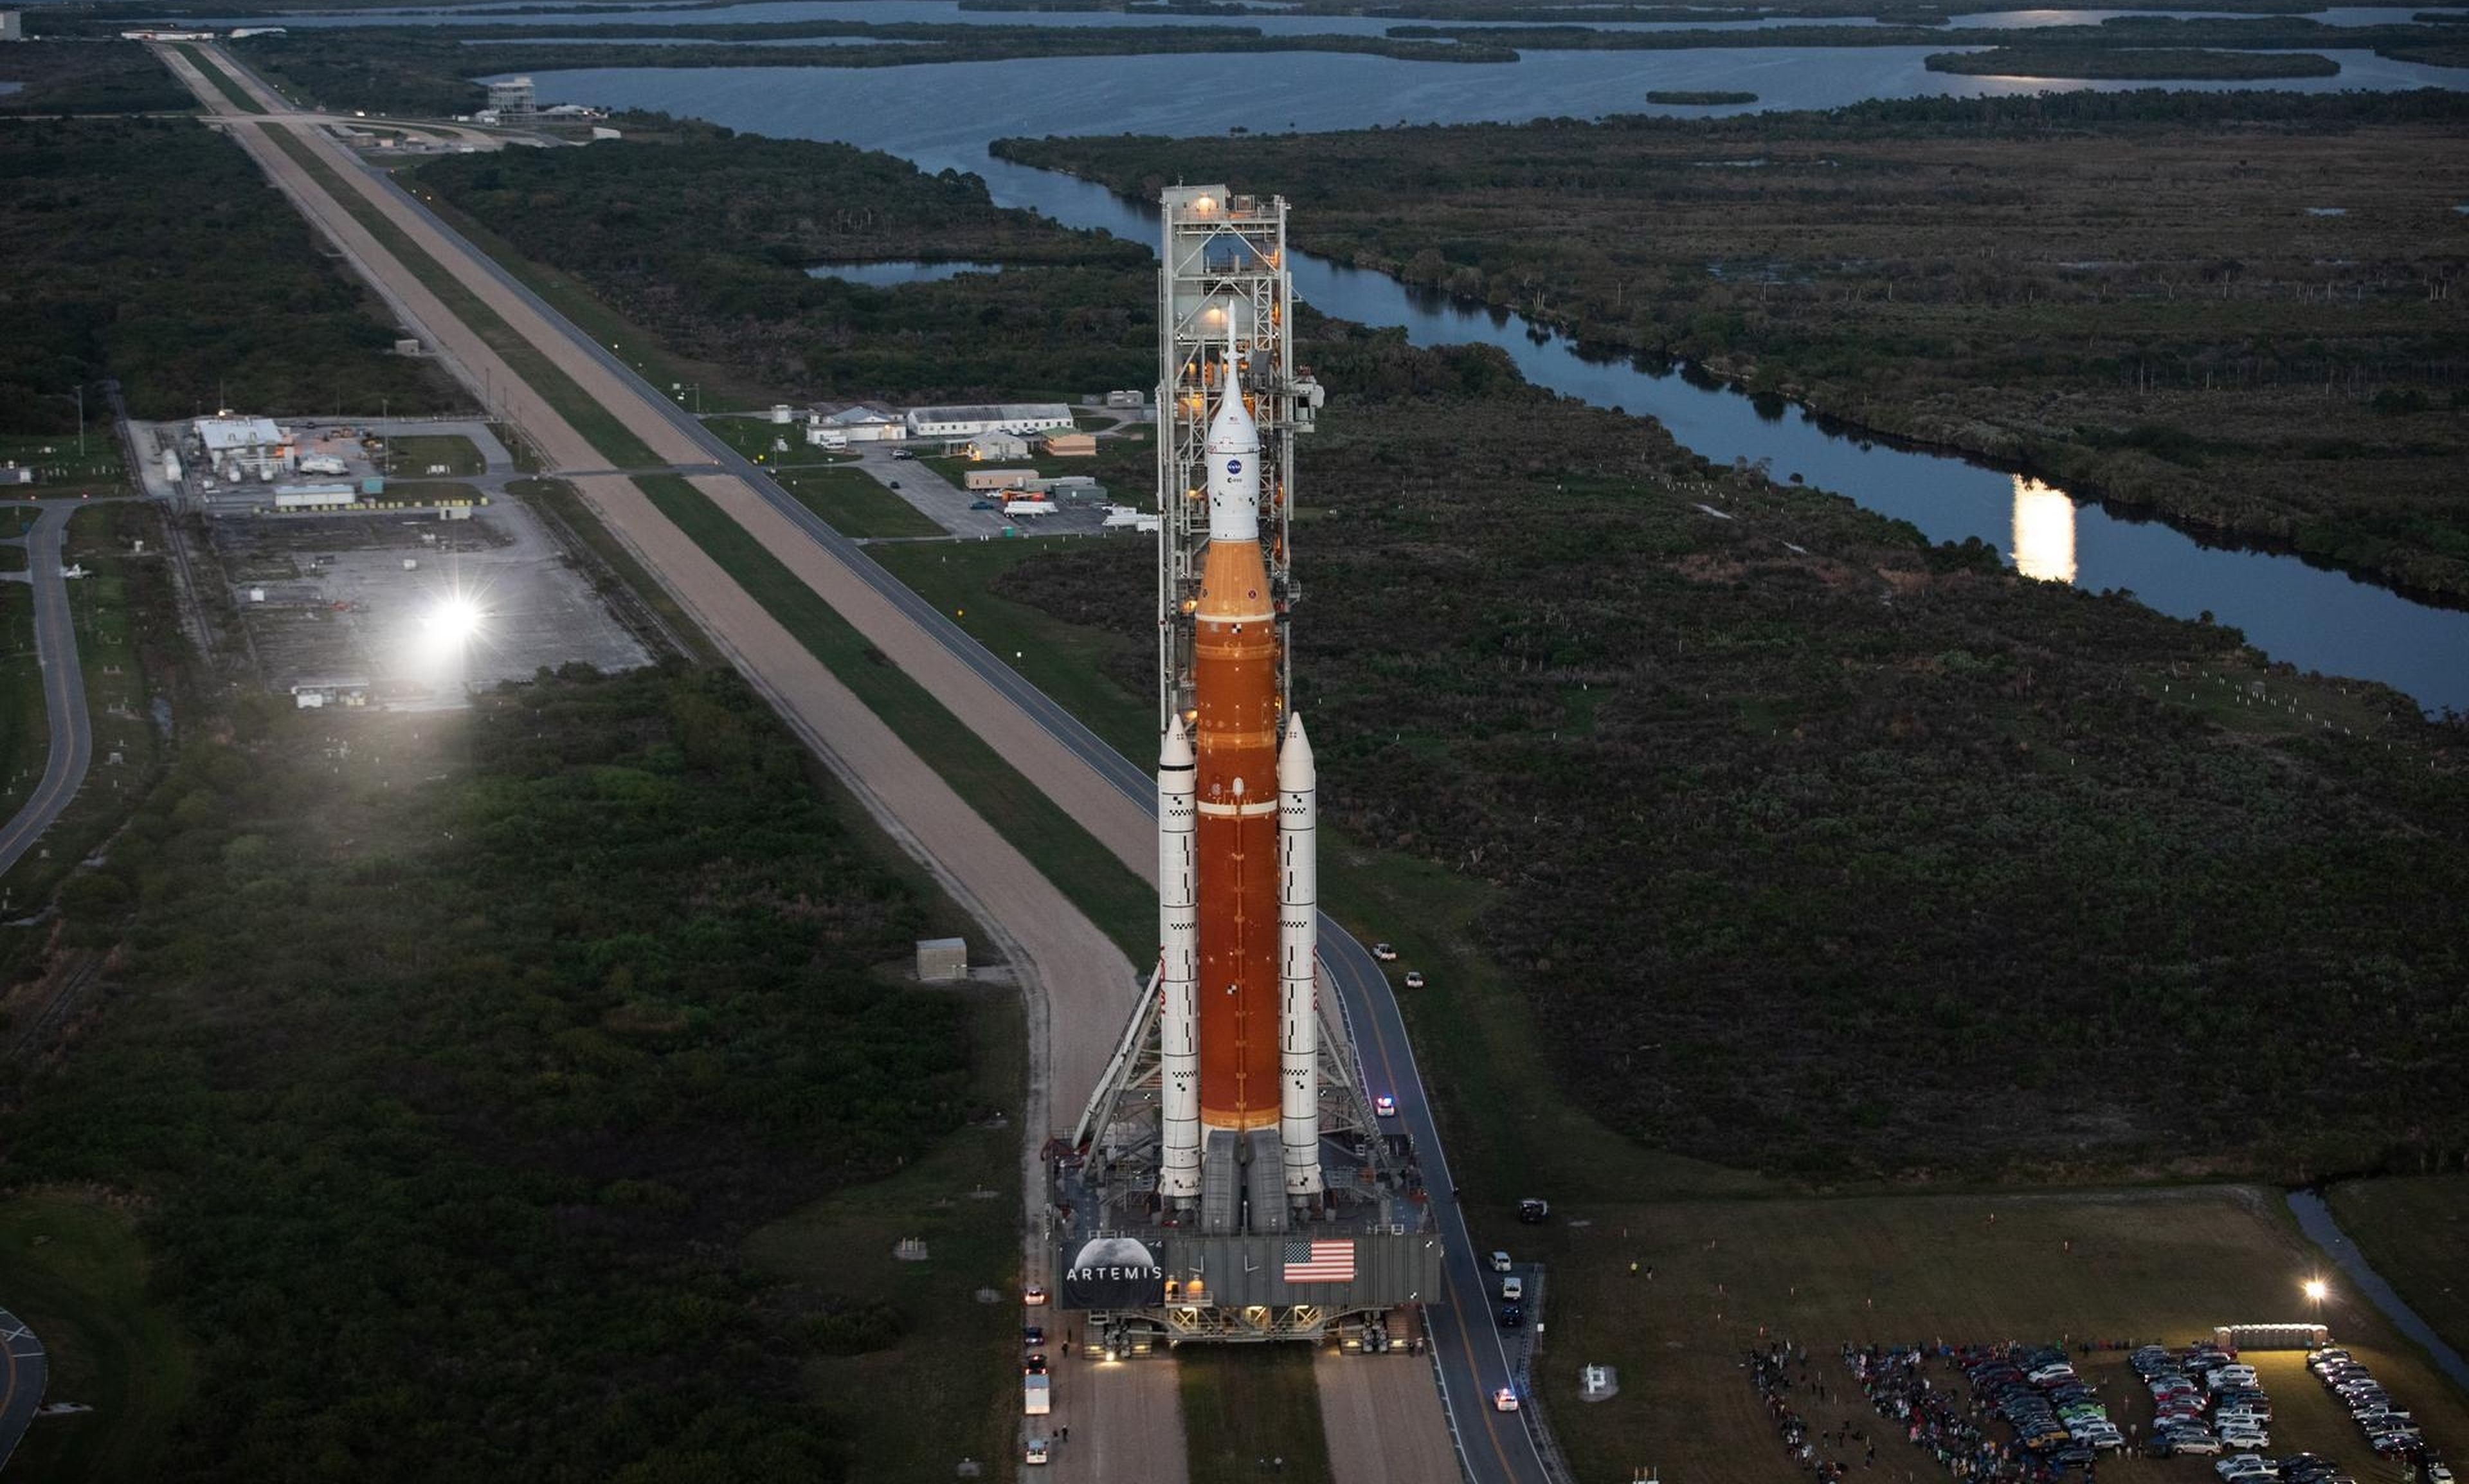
[1054,186,1440,1352]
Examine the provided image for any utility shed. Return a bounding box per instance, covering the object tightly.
[915,937,968,982]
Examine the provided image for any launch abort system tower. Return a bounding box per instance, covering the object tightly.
[1054,185,1437,1352]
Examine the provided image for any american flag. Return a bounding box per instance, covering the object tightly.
[1282,1238,1356,1284]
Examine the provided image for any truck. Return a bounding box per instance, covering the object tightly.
[1000,496,1058,516]
[1024,1374,1051,1416]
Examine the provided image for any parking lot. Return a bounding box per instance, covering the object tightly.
[1733,1338,2449,1484]
[213,498,648,707]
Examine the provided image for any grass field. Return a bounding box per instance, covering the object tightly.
[170,44,264,115]
[2325,1176,2469,1363]
[1179,1348,1337,1484]
[260,127,662,471]
[869,540,1152,761]
[383,433,482,476]
[0,439,125,500]
[744,984,1026,1479]
[1520,1186,2469,1484]
[777,465,943,539]
[0,1191,194,1483]
[631,473,1153,959]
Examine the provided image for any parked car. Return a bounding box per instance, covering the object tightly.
[1026,1437,1050,1466]
[970,498,998,510]
[1490,1250,1513,1272]
[1023,1284,1048,1305]
[1402,970,1425,989]
[1498,1303,1524,1328]
[1372,942,1397,961]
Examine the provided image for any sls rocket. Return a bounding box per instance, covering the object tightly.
[1157,336,1322,1215]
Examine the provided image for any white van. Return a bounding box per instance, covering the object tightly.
[1501,1275,1524,1301]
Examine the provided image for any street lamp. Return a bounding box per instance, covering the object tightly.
[44,385,85,457]
[2305,1278,2328,1308]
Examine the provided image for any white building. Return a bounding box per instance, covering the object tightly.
[194,415,293,482]
[817,404,908,443]
[966,431,1031,462]
[904,403,1075,440]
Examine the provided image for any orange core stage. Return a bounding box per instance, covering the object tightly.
[1192,533,1280,1130]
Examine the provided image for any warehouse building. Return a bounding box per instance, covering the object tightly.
[905,403,1076,440]
[193,415,294,482]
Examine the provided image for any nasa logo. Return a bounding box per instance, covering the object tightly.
[1226,458,1243,476]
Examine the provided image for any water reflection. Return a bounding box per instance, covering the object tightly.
[2009,476,2077,584]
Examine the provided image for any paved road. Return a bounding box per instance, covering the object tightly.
[0,503,94,882]
[177,44,1553,1483]
[0,1305,47,1473]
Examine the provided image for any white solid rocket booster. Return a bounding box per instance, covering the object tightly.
[1278,712,1323,1199]
[1159,713,1202,1200]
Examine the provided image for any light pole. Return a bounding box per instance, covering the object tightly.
[44,385,85,457]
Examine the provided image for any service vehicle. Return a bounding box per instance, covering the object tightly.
[1373,942,1397,961]
[1024,1373,1051,1416]
[1494,1388,1520,1412]
[1374,1094,1397,1117]
[1501,1275,1524,1301]
[1026,1438,1050,1467]
[1402,970,1425,989]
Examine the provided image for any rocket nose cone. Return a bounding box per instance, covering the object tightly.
[1207,354,1260,455]
[1162,712,1194,768]
[1278,712,1314,788]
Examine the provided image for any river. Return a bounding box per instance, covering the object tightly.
[515,53,2469,712]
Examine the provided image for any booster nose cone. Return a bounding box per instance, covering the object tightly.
[1162,710,1195,768]
[1276,712,1314,790]
[1206,337,1262,542]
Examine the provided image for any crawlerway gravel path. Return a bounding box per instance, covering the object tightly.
[158,41,1198,1484]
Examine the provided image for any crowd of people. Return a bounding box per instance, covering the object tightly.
[1745,1341,1863,1482]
